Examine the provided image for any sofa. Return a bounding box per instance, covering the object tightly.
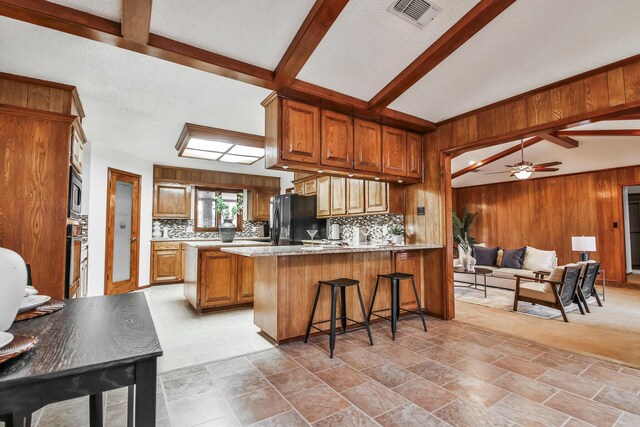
[454,245,558,291]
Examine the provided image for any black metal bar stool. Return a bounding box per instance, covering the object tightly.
[367,272,427,340]
[304,278,373,358]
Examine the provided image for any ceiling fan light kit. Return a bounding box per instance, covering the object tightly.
[485,139,562,180]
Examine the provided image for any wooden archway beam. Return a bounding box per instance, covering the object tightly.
[451,137,543,179]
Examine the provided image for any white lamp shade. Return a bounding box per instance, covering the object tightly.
[571,236,596,252]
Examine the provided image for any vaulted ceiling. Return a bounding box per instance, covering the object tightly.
[1,0,639,172]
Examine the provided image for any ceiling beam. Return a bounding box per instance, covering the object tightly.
[0,0,435,132]
[122,0,152,44]
[451,137,542,179]
[367,0,516,113]
[281,80,435,131]
[0,0,276,88]
[538,133,579,148]
[611,113,640,120]
[557,130,640,137]
[274,0,349,88]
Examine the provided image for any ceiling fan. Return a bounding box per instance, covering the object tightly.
[485,139,561,180]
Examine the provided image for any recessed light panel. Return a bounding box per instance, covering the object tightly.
[228,145,265,157]
[187,138,232,152]
[219,154,260,164]
[182,148,222,160]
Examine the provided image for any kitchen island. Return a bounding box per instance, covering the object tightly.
[183,241,271,312]
[221,244,442,342]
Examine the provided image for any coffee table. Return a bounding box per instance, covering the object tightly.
[454,266,493,298]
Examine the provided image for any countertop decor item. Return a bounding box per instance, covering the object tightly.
[390,224,405,245]
[572,236,596,262]
[15,300,65,322]
[0,248,27,349]
[152,221,162,238]
[215,193,244,242]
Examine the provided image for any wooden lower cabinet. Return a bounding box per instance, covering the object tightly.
[200,250,237,308]
[236,256,255,303]
[151,242,183,284]
[183,246,255,312]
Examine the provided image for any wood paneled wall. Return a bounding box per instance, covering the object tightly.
[153,165,281,190]
[0,106,75,299]
[405,131,454,319]
[453,165,640,283]
[434,55,640,154]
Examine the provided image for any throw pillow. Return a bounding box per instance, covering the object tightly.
[500,247,526,269]
[471,243,486,257]
[523,246,557,271]
[473,246,499,266]
[545,266,565,292]
[496,249,504,267]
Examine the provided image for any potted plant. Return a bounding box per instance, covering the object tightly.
[390,224,404,245]
[214,193,244,243]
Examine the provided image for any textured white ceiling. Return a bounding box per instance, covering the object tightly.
[452,130,640,188]
[150,0,315,70]
[389,0,640,122]
[298,0,479,100]
[0,17,293,183]
[48,0,121,21]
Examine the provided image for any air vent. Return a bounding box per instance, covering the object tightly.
[388,0,441,29]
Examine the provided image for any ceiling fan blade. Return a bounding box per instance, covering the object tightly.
[534,161,562,168]
[535,168,560,172]
[504,164,515,168]
[484,171,514,175]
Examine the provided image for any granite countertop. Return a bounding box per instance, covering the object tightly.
[220,243,443,257]
[151,237,271,242]
[184,241,272,249]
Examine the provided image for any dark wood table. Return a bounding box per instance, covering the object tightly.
[454,266,493,297]
[0,293,162,427]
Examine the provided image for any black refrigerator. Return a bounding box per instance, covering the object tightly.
[270,194,326,245]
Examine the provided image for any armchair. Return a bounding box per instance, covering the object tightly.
[513,265,584,322]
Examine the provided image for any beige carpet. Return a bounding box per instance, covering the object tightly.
[454,286,640,369]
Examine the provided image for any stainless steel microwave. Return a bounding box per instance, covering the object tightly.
[68,167,82,218]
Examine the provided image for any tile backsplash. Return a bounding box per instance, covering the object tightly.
[328,214,404,241]
[153,219,268,239]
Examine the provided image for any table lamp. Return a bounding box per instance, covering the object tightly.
[571,236,596,262]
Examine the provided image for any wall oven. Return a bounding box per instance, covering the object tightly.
[68,167,82,218]
[65,224,82,298]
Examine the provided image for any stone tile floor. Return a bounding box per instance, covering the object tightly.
[18,316,640,426]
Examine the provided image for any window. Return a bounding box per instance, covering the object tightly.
[194,187,244,231]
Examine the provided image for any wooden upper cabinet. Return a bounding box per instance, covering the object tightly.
[281,99,320,164]
[321,110,353,169]
[353,119,382,173]
[304,179,317,195]
[316,176,331,218]
[406,132,422,179]
[251,190,277,221]
[346,179,365,215]
[294,182,305,194]
[330,177,347,216]
[365,181,388,213]
[382,126,407,177]
[153,183,191,218]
